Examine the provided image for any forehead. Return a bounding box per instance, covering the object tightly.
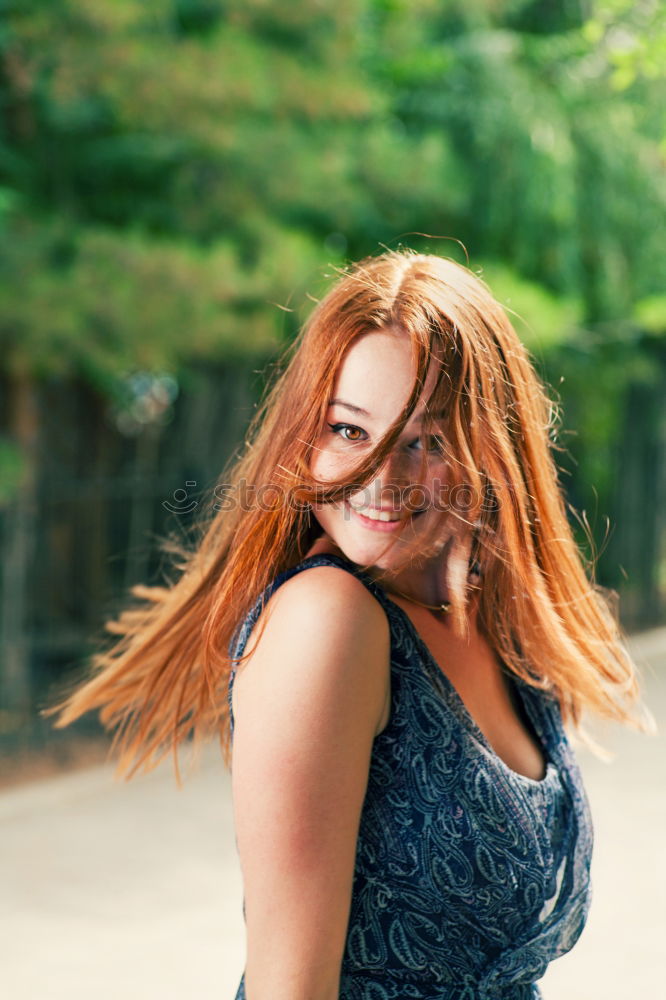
[330,328,438,421]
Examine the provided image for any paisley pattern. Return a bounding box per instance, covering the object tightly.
[227,553,594,999]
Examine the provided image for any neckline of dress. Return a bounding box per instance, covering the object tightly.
[296,551,560,789]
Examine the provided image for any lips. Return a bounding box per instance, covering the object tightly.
[348,502,403,523]
[345,500,427,532]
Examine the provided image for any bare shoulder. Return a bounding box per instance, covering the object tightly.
[243,562,389,660]
[233,562,390,737]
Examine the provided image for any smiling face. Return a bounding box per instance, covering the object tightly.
[309,327,450,573]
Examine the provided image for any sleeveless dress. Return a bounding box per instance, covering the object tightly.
[227,553,594,1000]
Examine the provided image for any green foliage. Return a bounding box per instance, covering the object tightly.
[582,0,666,90]
[474,262,582,351]
[0,435,24,505]
[634,296,666,335]
[0,214,321,385]
[0,0,664,484]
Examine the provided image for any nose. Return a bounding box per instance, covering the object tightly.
[362,448,413,508]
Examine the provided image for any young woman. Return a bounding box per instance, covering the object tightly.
[47,250,651,999]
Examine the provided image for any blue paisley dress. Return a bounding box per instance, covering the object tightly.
[227,553,594,1000]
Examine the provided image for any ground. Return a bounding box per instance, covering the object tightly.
[1,627,664,999]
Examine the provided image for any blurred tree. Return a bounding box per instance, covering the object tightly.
[359,0,665,317]
[1,0,663,361]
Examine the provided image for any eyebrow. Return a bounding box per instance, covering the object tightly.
[329,398,444,423]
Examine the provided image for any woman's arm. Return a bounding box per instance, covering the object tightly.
[230,566,391,1000]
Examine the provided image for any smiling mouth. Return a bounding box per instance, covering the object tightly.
[347,501,427,523]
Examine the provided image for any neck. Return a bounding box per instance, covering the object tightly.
[307,535,481,618]
[368,538,479,615]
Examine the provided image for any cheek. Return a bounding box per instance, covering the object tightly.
[308,449,343,526]
[427,457,449,484]
[310,438,355,482]
[410,459,449,511]
[310,445,334,483]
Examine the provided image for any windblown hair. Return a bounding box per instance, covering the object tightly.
[44,249,652,780]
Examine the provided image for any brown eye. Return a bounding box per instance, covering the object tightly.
[328,422,368,443]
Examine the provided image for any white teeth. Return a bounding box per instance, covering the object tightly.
[350,503,402,522]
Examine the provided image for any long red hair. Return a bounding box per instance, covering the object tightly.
[44,250,653,780]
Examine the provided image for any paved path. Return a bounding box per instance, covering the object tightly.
[1,628,664,999]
